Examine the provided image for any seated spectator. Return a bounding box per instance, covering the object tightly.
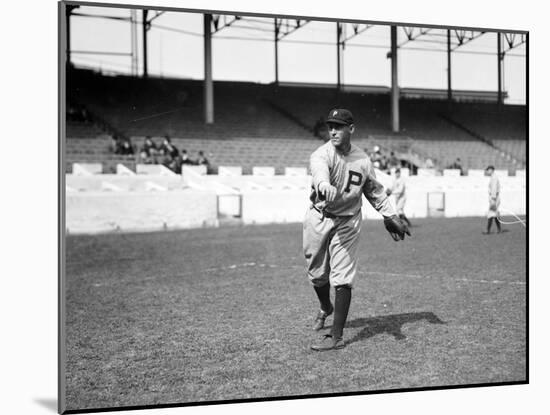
[380,154,389,173]
[159,135,181,172]
[196,150,210,167]
[180,149,195,165]
[424,157,434,169]
[120,140,135,156]
[448,157,464,175]
[388,151,400,169]
[160,136,179,159]
[139,136,159,164]
[312,116,325,139]
[370,145,383,164]
[114,135,135,156]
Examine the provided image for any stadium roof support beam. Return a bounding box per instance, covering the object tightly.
[497,32,503,106]
[274,20,279,84]
[502,33,526,53]
[341,23,373,43]
[142,10,148,77]
[204,14,214,124]
[130,10,138,76]
[273,18,310,85]
[451,30,486,51]
[142,11,165,78]
[337,23,342,89]
[399,27,431,47]
[390,25,399,132]
[276,19,310,40]
[447,29,452,103]
[211,15,241,33]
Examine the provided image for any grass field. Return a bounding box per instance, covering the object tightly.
[64,217,527,411]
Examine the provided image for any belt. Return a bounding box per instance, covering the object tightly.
[312,205,352,220]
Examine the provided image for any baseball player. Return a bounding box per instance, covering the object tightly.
[484,165,501,234]
[386,168,411,227]
[303,108,411,351]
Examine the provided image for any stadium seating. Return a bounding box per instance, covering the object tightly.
[65,68,526,174]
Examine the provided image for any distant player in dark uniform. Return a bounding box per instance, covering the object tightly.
[303,108,411,351]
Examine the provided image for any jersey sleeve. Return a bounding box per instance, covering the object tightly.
[363,162,396,218]
[310,149,331,190]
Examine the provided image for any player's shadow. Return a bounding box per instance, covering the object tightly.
[341,312,446,345]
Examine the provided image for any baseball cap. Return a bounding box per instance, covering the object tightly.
[326,108,354,125]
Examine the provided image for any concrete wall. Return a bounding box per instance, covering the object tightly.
[66,189,217,234]
[65,174,526,234]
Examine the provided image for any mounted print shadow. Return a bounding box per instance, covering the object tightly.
[59,0,527,413]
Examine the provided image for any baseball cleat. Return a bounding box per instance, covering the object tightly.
[310,334,345,351]
[313,305,334,331]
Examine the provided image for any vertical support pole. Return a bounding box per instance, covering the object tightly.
[336,22,341,90]
[142,10,148,77]
[131,9,138,76]
[391,25,399,133]
[204,14,214,124]
[447,29,452,103]
[497,32,503,106]
[274,19,279,85]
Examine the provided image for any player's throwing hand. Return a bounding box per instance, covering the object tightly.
[384,215,411,241]
[318,181,338,202]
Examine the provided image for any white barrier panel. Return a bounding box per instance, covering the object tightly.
[218,166,243,176]
[73,163,102,175]
[182,165,207,176]
[241,190,310,224]
[66,174,184,191]
[66,189,217,234]
[136,164,176,176]
[443,169,461,177]
[252,166,275,176]
[100,181,125,192]
[494,169,509,178]
[65,175,526,233]
[284,167,308,176]
[515,169,525,177]
[467,169,485,178]
[116,164,135,175]
[417,168,436,177]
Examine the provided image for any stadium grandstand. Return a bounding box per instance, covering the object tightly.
[66,67,526,174]
[63,6,526,177]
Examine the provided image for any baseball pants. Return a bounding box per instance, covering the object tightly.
[303,206,361,288]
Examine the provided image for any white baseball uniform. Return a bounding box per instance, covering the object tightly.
[488,175,501,218]
[303,141,395,287]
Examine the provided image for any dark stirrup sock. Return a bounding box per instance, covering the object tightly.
[487,218,493,232]
[314,282,332,312]
[331,285,352,339]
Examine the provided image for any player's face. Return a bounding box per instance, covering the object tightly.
[327,123,354,150]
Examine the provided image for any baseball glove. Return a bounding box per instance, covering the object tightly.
[384,215,411,241]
